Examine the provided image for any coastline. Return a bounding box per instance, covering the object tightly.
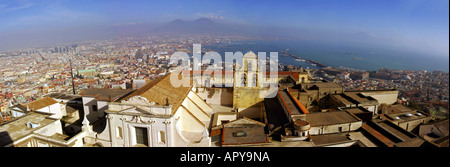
[205,40,449,73]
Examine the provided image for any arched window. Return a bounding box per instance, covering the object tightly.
[247,61,252,71]
[252,74,257,87]
[241,73,246,87]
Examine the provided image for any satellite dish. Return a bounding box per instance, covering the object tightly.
[394,116,400,120]
[404,113,413,117]
[415,113,422,116]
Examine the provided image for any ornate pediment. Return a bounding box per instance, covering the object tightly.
[121,95,155,106]
[122,115,156,124]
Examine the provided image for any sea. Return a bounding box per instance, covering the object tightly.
[204,40,449,72]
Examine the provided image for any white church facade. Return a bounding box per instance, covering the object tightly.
[92,74,213,147]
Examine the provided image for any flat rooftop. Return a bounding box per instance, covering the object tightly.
[344,107,371,114]
[343,92,377,104]
[0,112,57,143]
[332,94,356,106]
[332,92,378,106]
[303,82,342,89]
[47,93,82,101]
[18,96,58,111]
[80,89,135,102]
[384,104,429,122]
[311,133,350,146]
[306,111,361,127]
[386,104,417,115]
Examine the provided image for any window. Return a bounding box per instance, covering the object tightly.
[241,74,246,86]
[252,74,257,87]
[135,127,148,146]
[116,126,123,138]
[92,105,98,112]
[158,131,166,144]
[232,130,248,137]
[338,127,343,132]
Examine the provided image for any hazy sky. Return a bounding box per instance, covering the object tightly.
[0,0,448,56]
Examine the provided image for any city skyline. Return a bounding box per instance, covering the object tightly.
[0,1,448,149]
[0,0,448,59]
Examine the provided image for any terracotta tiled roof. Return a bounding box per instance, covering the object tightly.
[121,73,193,114]
[274,71,300,81]
[20,96,58,111]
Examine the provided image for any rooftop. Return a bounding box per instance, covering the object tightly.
[120,73,193,114]
[343,92,377,104]
[384,104,429,122]
[332,92,378,106]
[304,82,342,89]
[46,93,82,101]
[18,96,58,111]
[311,133,351,146]
[423,119,449,137]
[79,89,135,102]
[385,104,416,115]
[0,112,57,144]
[362,120,429,147]
[343,107,372,114]
[306,111,361,127]
[222,117,266,128]
[264,97,290,130]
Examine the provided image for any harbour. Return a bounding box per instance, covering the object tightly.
[280,49,328,68]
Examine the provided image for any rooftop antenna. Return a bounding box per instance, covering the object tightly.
[38,52,45,61]
[69,58,76,95]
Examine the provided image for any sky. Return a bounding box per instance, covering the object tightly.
[0,0,448,57]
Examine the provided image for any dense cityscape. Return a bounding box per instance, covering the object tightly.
[1,35,448,123]
[0,1,448,153]
[0,33,448,148]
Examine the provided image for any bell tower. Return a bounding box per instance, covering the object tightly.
[298,68,310,84]
[233,51,265,120]
[235,51,258,87]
